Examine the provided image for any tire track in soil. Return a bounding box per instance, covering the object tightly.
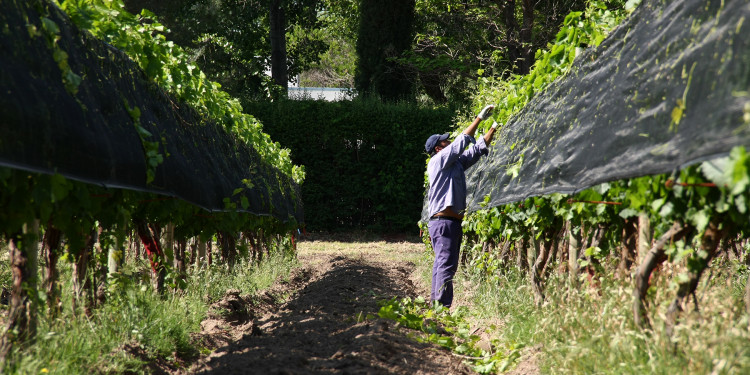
[186,253,474,375]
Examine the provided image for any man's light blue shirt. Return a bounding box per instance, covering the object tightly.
[427,133,489,217]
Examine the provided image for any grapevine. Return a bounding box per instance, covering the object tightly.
[54,0,304,184]
[0,0,303,365]
[419,0,750,336]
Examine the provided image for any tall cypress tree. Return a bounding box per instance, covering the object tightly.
[355,0,416,101]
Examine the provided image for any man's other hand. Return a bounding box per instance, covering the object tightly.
[477,105,495,120]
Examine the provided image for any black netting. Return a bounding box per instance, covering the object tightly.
[0,0,303,223]
[423,0,750,221]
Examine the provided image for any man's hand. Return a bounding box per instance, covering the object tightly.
[477,105,495,120]
[465,105,497,137]
[483,121,500,144]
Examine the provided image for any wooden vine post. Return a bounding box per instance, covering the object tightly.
[93,226,108,308]
[568,222,581,288]
[557,222,570,274]
[256,229,265,263]
[218,231,237,269]
[530,237,549,306]
[636,213,651,266]
[526,234,537,274]
[516,238,527,272]
[499,240,511,265]
[107,241,123,278]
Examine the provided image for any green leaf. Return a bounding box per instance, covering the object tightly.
[455,343,471,355]
[728,147,749,195]
[41,17,60,35]
[659,202,674,217]
[735,194,747,214]
[584,246,601,258]
[650,197,664,211]
[50,174,70,203]
[473,362,496,374]
[700,157,730,186]
[129,107,143,123]
[619,208,638,219]
[675,272,690,284]
[689,209,709,231]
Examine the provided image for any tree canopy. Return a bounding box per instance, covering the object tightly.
[399,0,591,104]
[120,0,619,105]
[123,0,327,99]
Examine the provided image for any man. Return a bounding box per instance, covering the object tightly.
[424,104,497,307]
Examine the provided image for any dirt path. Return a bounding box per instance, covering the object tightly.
[184,236,474,375]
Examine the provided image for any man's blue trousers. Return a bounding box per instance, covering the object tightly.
[427,218,462,307]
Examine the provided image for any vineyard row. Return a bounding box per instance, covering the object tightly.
[0,167,297,363]
[429,146,750,332]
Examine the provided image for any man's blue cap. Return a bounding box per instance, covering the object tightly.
[425,133,450,153]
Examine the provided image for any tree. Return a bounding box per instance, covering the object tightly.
[123,0,326,100]
[355,0,416,101]
[270,0,289,89]
[400,0,590,104]
[298,0,359,88]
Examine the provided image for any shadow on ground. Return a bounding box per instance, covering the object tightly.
[189,255,471,375]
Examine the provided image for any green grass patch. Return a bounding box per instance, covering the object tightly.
[4,251,297,374]
[449,261,750,374]
[376,296,521,374]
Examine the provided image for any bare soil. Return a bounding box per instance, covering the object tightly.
[181,235,475,375]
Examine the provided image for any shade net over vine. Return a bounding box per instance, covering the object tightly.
[422,0,750,221]
[0,0,303,223]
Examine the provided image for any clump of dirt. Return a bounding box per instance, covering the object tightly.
[182,246,474,375]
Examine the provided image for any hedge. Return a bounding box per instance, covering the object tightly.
[245,98,455,233]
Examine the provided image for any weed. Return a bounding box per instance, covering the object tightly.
[4,251,296,374]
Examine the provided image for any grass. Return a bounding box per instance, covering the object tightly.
[3,250,298,374]
[445,259,750,374]
[10,233,747,374]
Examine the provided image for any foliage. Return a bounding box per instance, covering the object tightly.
[457,147,750,284]
[419,0,639,244]
[455,0,750,280]
[4,250,297,374]
[450,262,750,374]
[377,296,521,374]
[1,1,305,365]
[297,0,358,88]
[56,0,304,183]
[466,0,632,134]
[244,97,454,233]
[414,0,750,371]
[399,0,597,105]
[122,0,328,99]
